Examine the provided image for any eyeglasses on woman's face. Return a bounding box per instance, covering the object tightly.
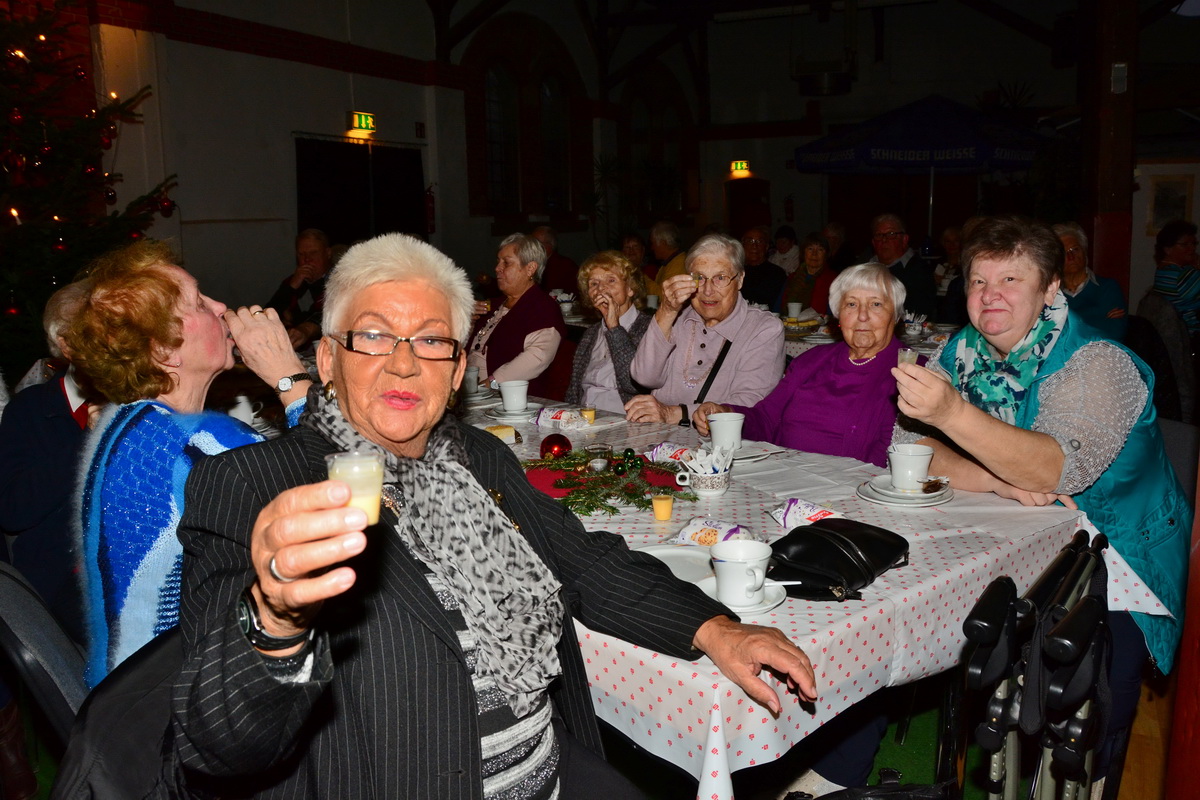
[333,330,462,360]
[690,272,735,290]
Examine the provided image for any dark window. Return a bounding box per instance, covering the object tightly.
[485,67,521,214]
[539,75,570,213]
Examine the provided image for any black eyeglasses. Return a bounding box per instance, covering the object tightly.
[872,231,907,241]
[332,330,462,360]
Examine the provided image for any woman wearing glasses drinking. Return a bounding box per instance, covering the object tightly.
[627,233,785,425]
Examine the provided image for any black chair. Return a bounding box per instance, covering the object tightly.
[0,562,87,746]
[1158,418,1199,506]
[1137,291,1197,422]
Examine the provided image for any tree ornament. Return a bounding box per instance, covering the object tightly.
[539,434,572,459]
[622,448,637,461]
[130,230,145,240]
[612,461,627,477]
[104,187,117,204]
[83,163,97,177]
[74,65,87,81]
[159,198,176,217]
[8,108,23,125]
[51,237,67,253]
[99,135,112,150]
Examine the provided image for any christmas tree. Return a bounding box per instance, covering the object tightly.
[1,1,176,386]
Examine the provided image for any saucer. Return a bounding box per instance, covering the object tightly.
[485,403,544,421]
[731,441,784,463]
[867,474,950,500]
[696,577,787,615]
[638,544,714,583]
[856,480,953,508]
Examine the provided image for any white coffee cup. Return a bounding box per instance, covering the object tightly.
[674,469,731,498]
[646,294,660,309]
[710,539,772,607]
[888,443,934,491]
[463,366,480,394]
[708,412,745,453]
[229,394,263,425]
[498,380,529,412]
[787,302,803,318]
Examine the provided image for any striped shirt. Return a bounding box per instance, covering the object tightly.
[1153,262,1200,333]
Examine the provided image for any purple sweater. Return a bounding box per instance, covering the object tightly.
[728,338,907,468]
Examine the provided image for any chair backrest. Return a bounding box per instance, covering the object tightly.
[1138,290,1196,422]
[0,562,87,744]
[1125,314,1182,421]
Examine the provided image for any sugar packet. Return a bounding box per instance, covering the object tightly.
[770,498,844,528]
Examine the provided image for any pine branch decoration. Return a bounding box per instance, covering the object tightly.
[521,453,696,516]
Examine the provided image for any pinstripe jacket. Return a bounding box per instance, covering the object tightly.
[168,422,727,799]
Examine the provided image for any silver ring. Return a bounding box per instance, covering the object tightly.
[268,555,295,583]
[252,309,266,316]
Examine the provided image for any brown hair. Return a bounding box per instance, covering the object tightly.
[66,240,185,403]
[961,215,1063,292]
[576,250,647,310]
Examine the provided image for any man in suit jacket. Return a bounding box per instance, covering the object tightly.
[870,213,936,320]
[167,422,811,798]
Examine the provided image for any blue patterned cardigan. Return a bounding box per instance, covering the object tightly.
[76,399,302,687]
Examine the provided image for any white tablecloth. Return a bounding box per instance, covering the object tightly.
[458,403,1160,799]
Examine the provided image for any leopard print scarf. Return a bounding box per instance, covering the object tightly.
[300,387,564,717]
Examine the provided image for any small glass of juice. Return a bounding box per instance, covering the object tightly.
[325,451,385,525]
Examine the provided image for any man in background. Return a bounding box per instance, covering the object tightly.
[533,225,579,295]
[267,228,333,349]
[870,213,935,319]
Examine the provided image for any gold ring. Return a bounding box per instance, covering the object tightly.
[252,309,266,316]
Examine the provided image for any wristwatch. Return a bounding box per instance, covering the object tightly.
[677,404,691,427]
[237,587,312,651]
[274,372,311,394]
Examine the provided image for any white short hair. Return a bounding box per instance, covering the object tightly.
[499,233,548,282]
[685,233,744,275]
[322,234,474,342]
[828,263,907,323]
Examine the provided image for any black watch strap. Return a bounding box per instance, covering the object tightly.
[237,587,312,651]
[677,404,690,427]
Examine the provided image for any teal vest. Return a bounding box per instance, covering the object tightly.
[939,316,1191,672]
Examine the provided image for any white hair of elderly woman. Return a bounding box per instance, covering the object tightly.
[828,262,907,323]
[322,233,476,342]
[499,233,549,283]
[684,233,745,275]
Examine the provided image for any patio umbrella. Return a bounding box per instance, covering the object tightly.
[794,94,1045,234]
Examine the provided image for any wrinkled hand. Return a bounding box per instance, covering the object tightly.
[592,290,621,328]
[472,299,491,324]
[692,402,731,436]
[226,306,306,386]
[624,394,679,424]
[251,481,368,638]
[892,363,962,428]
[993,482,1079,509]
[693,616,817,714]
[659,273,697,317]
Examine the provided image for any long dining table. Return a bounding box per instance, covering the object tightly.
[457,395,1162,799]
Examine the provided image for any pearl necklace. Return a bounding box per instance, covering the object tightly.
[848,353,877,366]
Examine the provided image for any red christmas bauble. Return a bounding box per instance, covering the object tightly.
[83,163,97,176]
[99,135,112,150]
[159,198,176,217]
[8,108,23,125]
[73,65,87,81]
[51,238,67,253]
[130,230,145,240]
[539,434,572,459]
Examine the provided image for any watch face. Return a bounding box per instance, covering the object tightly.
[237,596,252,635]
[277,377,294,392]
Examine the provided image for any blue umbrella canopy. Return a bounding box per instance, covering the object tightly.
[794,94,1043,175]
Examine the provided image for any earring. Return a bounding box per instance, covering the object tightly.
[323,381,337,402]
[163,360,181,368]
[446,389,458,409]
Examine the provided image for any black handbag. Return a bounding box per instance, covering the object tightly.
[769,518,909,601]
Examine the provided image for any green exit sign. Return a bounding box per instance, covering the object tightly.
[731,160,749,171]
[347,111,376,132]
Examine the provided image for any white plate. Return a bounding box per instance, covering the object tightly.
[867,474,950,501]
[732,441,783,463]
[638,544,714,583]
[563,316,589,325]
[856,480,954,508]
[485,403,545,421]
[462,388,498,403]
[696,577,787,615]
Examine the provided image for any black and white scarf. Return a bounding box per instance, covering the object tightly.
[300,388,564,718]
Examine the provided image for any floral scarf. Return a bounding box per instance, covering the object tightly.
[951,290,1069,425]
[299,388,564,718]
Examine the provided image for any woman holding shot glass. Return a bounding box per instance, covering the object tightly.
[64,240,312,686]
[165,233,817,799]
[694,263,911,468]
[564,250,654,413]
[893,216,1190,791]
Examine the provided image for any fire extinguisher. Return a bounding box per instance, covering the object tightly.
[425,185,436,234]
[783,194,795,223]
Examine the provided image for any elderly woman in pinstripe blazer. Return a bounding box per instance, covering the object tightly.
[166,233,817,799]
